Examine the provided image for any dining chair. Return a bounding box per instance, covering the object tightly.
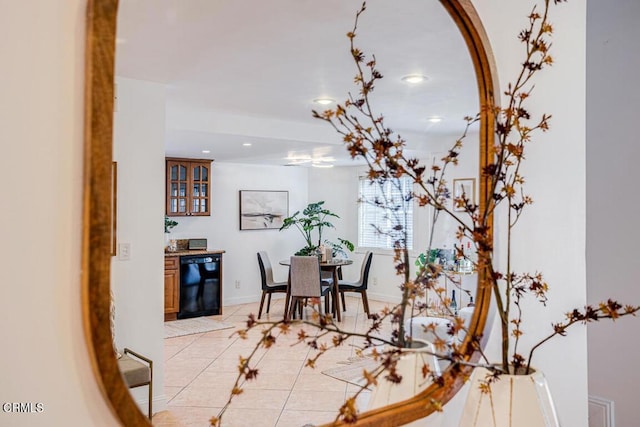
[287,256,334,320]
[257,251,288,319]
[338,251,373,318]
[117,348,153,419]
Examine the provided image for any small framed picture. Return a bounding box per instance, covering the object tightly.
[239,190,289,230]
[452,178,476,212]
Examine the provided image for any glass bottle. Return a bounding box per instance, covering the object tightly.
[450,289,458,315]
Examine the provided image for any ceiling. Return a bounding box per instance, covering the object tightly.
[115,0,479,167]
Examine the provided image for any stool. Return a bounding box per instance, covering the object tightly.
[117,348,153,419]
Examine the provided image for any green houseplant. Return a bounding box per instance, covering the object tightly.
[213,1,639,425]
[279,200,354,257]
[164,215,178,233]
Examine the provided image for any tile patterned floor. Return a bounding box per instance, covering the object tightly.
[157,296,394,427]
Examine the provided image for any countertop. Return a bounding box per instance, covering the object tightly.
[164,249,225,257]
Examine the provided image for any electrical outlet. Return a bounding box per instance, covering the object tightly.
[373,277,378,286]
[234,280,240,289]
[118,243,131,261]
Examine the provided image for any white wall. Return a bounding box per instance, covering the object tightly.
[169,163,309,306]
[474,1,588,426]
[586,0,640,425]
[0,1,119,425]
[111,77,167,412]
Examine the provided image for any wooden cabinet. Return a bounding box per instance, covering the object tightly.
[164,256,180,321]
[166,158,212,216]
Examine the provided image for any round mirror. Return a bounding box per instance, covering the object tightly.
[83,0,496,425]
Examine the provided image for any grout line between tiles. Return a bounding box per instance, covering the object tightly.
[163,296,385,426]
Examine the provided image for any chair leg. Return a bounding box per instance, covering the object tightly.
[285,295,292,320]
[266,293,272,314]
[258,291,267,319]
[361,290,371,318]
[148,354,153,419]
[341,291,346,312]
[284,292,291,320]
[148,383,152,419]
[332,289,339,319]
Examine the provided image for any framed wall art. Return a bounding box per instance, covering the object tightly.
[452,178,476,212]
[239,190,289,230]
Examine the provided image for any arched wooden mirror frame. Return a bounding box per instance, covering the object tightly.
[82,0,497,425]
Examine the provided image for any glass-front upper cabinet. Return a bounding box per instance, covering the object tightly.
[166,158,212,216]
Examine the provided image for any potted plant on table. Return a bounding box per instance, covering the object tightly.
[164,215,178,252]
[213,1,639,426]
[279,200,354,257]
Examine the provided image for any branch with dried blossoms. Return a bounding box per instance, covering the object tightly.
[210,304,486,426]
[214,0,640,425]
[313,0,640,379]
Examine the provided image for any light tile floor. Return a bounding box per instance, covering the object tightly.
[158,296,394,427]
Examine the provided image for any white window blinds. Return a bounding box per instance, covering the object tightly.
[358,176,413,250]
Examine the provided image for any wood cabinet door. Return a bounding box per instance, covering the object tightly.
[188,161,210,216]
[166,158,212,216]
[164,268,179,315]
[166,160,190,216]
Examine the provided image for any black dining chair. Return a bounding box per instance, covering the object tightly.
[257,251,288,319]
[338,251,373,318]
[287,256,334,320]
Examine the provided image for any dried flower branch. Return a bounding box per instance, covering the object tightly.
[211,308,463,426]
[214,1,639,425]
[313,0,640,377]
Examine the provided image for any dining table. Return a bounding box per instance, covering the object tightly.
[279,258,354,322]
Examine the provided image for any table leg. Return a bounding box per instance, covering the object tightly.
[332,267,341,322]
[284,269,291,321]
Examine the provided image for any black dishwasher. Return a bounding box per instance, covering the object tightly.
[178,254,221,319]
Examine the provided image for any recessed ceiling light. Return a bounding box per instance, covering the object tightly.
[242,143,252,147]
[311,162,334,168]
[313,98,335,105]
[285,156,312,165]
[428,116,442,123]
[202,150,211,154]
[401,74,428,84]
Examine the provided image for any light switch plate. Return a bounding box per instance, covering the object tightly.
[118,243,131,261]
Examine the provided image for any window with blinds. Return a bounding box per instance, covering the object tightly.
[358,176,413,250]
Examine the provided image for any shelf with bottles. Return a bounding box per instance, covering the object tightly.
[453,240,476,274]
[426,289,476,317]
[415,240,477,317]
[415,241,476,275]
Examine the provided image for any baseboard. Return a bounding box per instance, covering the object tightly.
[588,395,615,427]
[366,291,402,304]
[131,392,167,417]
[223,295,261,306]
[152,394,167,414]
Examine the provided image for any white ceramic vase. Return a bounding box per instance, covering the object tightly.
[458,366,560,427]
